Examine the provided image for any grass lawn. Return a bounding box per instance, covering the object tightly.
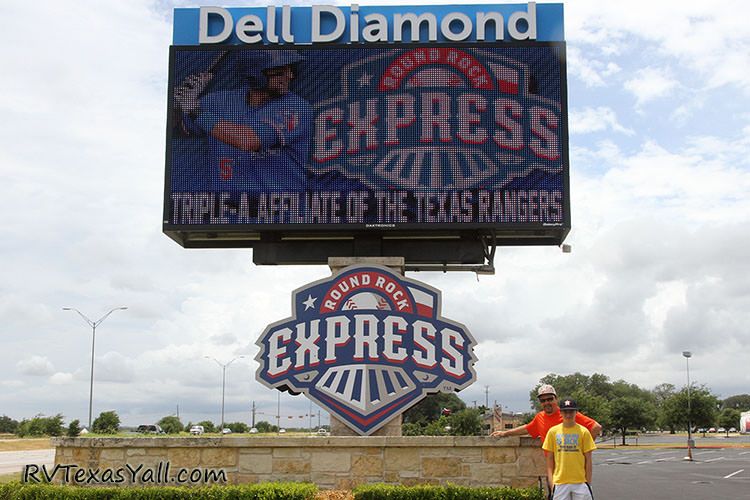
[0,439,53,452]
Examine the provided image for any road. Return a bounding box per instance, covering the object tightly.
[594,447,750,499]
[0,449,55,475]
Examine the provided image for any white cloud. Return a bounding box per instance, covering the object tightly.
[570,106,633,135]
[17,356,55,376]
[624,67,678,107]
[567,46,621,87]
[49,372,74,385]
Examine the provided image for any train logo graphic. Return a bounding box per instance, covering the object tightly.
[255,264,477,435]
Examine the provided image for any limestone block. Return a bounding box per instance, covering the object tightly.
[384,471,400,483]
[239,453,273,474]
[351,455,383,477]
[468,463,506,485]
[239,447,273,454]
[125,448,146,457]
[99,449,125,461]
[310,451,351,472]
[272,459,311,474]
[167,448,200,468]
[517,449,546,474]
[201,448,237,467]
[310,472,337,489]
[422,457,462,478]
[72,447,99,463]
[237,473,260,484]
[272,448,301,458]
[483,447,517,464]
[384,448,420,471]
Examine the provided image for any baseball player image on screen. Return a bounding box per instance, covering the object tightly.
[174,50,313,193]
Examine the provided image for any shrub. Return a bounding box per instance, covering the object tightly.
[225,422,249,433]
[16,414,64,437]
[92,411,120,434]
[158,415,184,434]
[354,484,545,500]
[66,419,82,437]
[0,482,318,499]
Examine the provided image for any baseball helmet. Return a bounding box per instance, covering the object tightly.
[238,50,303,89]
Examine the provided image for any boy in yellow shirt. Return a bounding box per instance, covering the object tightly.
[542,398,596,500]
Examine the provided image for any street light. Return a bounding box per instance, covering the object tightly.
[62,306,128,431]
[204,356,245,432]
[682,351,693,461]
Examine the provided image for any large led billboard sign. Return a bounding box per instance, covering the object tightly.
[163,4,569,258]
[164,45,568,234]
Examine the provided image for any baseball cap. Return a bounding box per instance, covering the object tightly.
[560,398,578,411]
[537,384,557,398]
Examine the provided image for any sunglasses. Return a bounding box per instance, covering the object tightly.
[539,396,555,403]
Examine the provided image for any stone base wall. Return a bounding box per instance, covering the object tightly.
[52,436,545,489]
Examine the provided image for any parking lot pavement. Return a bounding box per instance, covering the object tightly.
[0,449,55,475]
[593,447,750,499]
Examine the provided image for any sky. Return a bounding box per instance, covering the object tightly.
[1,0,749,429]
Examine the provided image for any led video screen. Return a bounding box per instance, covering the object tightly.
[164,43,568,232]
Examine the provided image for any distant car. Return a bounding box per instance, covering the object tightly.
[137,424,163,434]
[717,427,726,433]
[189,425,204,435]
[221,428,232,434]
[279,428,286,433]
[249,427,258,434]
[698,428,706,433]
[316,428,329,436]
[729,427,737,433]
[708,427,717,433]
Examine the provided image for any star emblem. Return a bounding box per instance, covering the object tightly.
[302,294,317,310]
[357,72,373,87]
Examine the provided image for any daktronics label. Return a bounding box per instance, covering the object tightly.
[255,265,477,435]
[312,46,562,191]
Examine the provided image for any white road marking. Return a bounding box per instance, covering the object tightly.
[705,456,726,462]
[739,451,750,456]
[636,460,652,464]
[656,457,676,462]
[694,450,717,455]
[654,451,678,456]
[723,469,744,479]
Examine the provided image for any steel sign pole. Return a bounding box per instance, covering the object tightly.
[63,307,127,431]
[205,355,244,432]
[683,351,693,461]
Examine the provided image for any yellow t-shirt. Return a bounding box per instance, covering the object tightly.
[542,422,596,484]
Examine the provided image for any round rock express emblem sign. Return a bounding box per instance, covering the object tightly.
[255,265,477,435]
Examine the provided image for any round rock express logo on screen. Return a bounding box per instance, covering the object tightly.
[255,265,477,435]
[312,46,563,192]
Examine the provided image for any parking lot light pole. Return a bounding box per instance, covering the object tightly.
[63,307,128,431]
[683,351,693,461]
[205,356,244,432]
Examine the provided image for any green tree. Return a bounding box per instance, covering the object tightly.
[423,416,451,436]
[403,393,465,425]
[255,420,278,433]
[92,411,120,434]
[197,420,216,433]
[401,422,423,436]
[449,408,483,436]
[66,419,82,437]
[226,422,249,433]
[158,415,183,434]
[609,397,657,445]
[17,414,64,437]
[722,394,750,411]
[718,408,741,436]
[659,386,719,433]
[0,415,19,434]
